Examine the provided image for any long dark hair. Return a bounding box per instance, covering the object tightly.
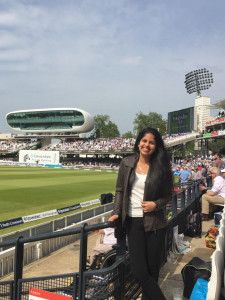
[134,127,173,200]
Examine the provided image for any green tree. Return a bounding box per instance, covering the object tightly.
[94,114,120,138]
[133,112,167,136]
[122,131,134,138]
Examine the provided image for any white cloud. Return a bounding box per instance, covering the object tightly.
[0,0,225,134]
[0,49,30,61]
[0,12,17,26]
[122,56,142,66]
[0,31,20,48]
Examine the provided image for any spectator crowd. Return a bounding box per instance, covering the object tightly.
[41,133,195,152]
[172,153,225,183]
[0,140,35,152]
[172,153,225,222]
[0,133,197,154]
[41,138,136,152]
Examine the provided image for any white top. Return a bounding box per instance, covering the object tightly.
[103,228,117,245]
[212,176,225,198]
[128,172,147,217]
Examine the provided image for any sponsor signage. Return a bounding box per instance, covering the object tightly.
[0,199,101,230]
[29,288,72,300]
[57,204,81,214]
[0,161,44,167]
[0,217,23,229]
[19,150,60,165]
[168,107,194,134]
[206,117,225,125]
[22,210,58,223]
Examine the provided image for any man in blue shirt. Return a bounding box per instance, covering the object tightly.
[179,166,191,183]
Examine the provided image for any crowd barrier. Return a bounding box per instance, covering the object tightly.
[0,181,203,300]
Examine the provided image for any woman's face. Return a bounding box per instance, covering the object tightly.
[138,133,156,158]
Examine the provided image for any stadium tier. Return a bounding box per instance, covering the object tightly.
[40,134,197,152]
[0,140,38,153]
[0,134,197,156]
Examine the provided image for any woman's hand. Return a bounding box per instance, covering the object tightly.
[141,201,157,213]
[108,214,119,222]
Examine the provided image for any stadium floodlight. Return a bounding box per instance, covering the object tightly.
[184,68,213,97]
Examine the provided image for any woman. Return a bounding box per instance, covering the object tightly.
[109,127,173,300]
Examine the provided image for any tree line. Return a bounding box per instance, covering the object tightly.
[92,112,167,138]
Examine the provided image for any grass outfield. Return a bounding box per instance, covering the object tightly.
[0,166,117,235]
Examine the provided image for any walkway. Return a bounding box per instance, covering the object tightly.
[1,219,214,299]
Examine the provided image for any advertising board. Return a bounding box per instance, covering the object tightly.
[168,107,194,134]
[29,288,72,300]
[19,150,60,165]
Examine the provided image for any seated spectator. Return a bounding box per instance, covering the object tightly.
[193,166,202,181]
[191,167,195,179]
[89,227,117,265]
[201,164,207,177]
[201,167,225,221]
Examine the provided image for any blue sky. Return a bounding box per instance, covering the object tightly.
[0,0,225,135]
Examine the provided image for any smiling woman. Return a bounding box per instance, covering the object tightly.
[109,127,173,300]
[136,132,156,173]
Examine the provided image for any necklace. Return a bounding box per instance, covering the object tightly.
[137,163,149,175]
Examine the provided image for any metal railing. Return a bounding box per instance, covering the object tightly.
[0,219,131,300]
[0,180,204,300]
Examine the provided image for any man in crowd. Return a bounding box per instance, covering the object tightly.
[201,167,225,221]
[179,166,191,183]
[193,166,202,181]
[212,153,225,169]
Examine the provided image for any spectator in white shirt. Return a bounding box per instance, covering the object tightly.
[201,167,225,221]
[89,228,117,264]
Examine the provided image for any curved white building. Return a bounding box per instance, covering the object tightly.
[6,108,94,134]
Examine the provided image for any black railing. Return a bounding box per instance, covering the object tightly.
[0,220,131,300]
[0,180,204,300]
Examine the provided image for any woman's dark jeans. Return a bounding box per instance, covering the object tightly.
[126,217,166,300]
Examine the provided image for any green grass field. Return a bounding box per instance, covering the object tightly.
[0,166,117,235]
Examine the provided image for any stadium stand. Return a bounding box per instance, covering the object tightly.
[0,140,38,153]
[164,132,197,147]
[39,133,197,152]
[41,137,136,152]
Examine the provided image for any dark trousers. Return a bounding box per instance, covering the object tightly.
[126,217,166,300]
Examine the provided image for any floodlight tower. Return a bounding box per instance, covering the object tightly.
[184,68,213,97]
[184,68,214,133]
